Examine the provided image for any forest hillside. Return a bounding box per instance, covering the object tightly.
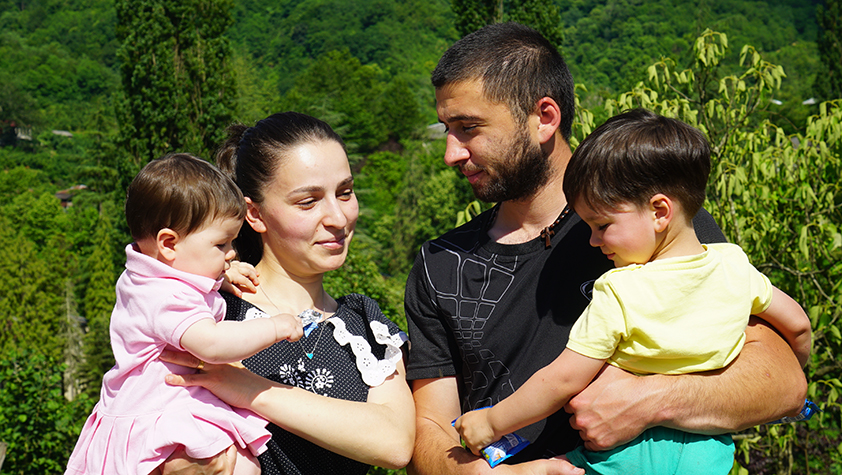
[0,0,840,473]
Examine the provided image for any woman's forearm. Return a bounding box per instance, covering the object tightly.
[249,364,415,469]
[161,350,415,468]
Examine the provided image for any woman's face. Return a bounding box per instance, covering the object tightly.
[250,139,358,278]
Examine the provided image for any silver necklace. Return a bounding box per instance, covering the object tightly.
[259,285,327,360]
[301,320,326,360]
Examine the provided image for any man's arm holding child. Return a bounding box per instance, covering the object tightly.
[566,314,808,451]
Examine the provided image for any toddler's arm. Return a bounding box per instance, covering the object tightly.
[756,286,812,367]
[454,349,605,455]
[180,312,303,364]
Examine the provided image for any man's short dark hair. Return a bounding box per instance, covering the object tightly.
[563,108,711,219]
[126,153,246,241]
[432,22,575,142]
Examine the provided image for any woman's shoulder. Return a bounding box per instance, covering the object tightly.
[335,294,404,335]
[332,293,409,387]
[220,291,270,322]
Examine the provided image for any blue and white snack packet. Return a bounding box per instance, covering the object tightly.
[452,407,531,468]
[299,309,321,337]
[478,432,530,467]
[767,399,820,424]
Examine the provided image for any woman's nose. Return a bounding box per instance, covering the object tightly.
[322,198,348,228]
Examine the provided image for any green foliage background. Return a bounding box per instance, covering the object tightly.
[0,0,839,473]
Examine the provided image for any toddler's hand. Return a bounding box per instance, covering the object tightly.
[271,313,304,342]
[221,261,259,297]
[454,408,498,456]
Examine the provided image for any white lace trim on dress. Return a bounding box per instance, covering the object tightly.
[328,317,409,387]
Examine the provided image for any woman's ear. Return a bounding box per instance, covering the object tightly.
[156,228,179,263]
[244,197,267,234]
[650,194,674,233]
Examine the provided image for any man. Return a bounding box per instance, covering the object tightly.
[404,22,807,475]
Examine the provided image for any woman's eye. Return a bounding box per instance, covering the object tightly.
[339,189,354,200]
[598,223,609,231]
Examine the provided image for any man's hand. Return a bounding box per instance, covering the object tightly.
[564,365,652,451]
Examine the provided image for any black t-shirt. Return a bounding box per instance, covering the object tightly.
[405,206,725,462]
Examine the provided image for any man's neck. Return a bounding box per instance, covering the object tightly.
[489,169,569,245]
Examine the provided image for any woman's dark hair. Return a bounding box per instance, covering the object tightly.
[563,108,711,220]
[216,112,345,265]
[431,22,575,141]
[125,153,246,241]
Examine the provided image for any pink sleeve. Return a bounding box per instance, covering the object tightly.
[152,286,221,350]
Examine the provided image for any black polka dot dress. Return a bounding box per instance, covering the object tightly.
[222,292,408,475]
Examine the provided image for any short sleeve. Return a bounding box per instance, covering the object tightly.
[566,274,625,360]
[154,287,220,350]
[404,250,460,381]
[747,264,774,315]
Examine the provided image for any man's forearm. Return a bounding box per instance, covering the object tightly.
[408,416,492,475]
[409,377,493,475]
[566,317,807,451]
[658,316,807,432]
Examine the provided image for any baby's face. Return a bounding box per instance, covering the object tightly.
[170,216,242,280]
[575,199,658,268]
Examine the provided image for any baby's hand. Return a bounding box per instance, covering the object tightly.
[454,408,497,456]
[271,313,304,342]
[221,261,259,297]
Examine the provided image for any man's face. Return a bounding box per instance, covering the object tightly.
[435,80,551,203]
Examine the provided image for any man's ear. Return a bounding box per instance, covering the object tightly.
[535,97,562,145]
[650,193,674,233]
[244,197,267,234]
[156,228,179,263]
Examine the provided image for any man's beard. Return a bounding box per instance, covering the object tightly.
[472,129,552,203]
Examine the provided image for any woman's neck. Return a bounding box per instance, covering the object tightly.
[245,260,333,316]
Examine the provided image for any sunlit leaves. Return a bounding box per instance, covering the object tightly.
[605,30,842,473]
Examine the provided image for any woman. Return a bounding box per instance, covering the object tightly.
[160,112,415,474]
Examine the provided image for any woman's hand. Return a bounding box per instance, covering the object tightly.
[161,350,270,410]
[220,261,259,297]
[153,445,237,475]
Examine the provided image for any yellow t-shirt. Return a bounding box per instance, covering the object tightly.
[566,243,773,375]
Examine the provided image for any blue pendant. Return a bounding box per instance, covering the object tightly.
[306,353,314,359]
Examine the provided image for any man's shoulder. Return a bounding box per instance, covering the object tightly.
[420,207,494,256]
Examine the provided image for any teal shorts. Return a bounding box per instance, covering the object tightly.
[566,427,734,475]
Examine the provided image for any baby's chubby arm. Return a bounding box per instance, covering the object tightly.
[180,312,303,364]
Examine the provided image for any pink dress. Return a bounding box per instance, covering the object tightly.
[65,245,271,475]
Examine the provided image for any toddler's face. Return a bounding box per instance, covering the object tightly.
[171,216,242,280]
[575,199,658,268]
